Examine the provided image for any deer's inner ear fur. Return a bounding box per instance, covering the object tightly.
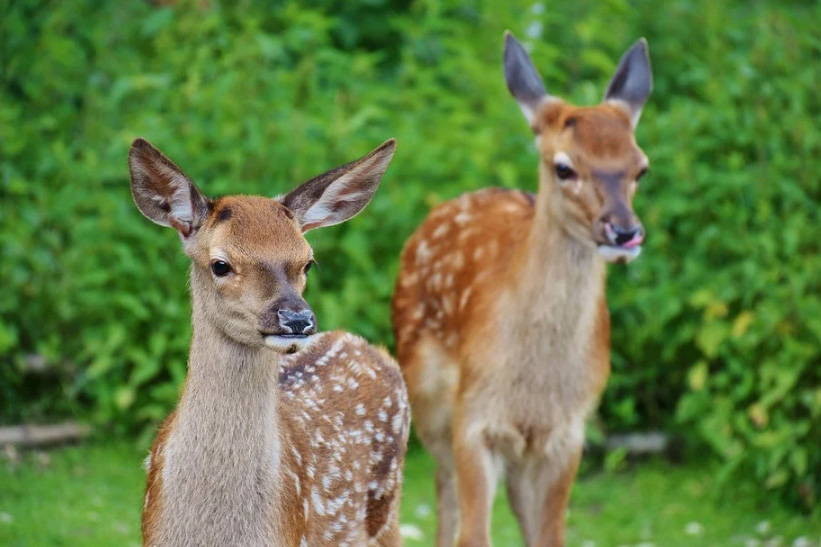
[281,139,397,233]
[128,138,210,237]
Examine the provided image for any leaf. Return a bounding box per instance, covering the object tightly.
[732,311,755,338]
[747,403,768,428]
[114,387,136,410]
[695,322,730,358]
[765,469,789,490]
[688,361,709,392]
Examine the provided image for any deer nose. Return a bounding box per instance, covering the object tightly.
[277,309,315,335]
[605,222,644,248]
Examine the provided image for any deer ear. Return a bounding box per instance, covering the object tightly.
[281,139,396,233]
[504,31,551,126]
[604,38,653,128]
[128,138,210,238]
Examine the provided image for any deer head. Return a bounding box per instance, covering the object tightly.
[504,32,652,263]
[128,138,396,352]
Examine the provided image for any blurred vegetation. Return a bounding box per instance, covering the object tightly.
[1,0,819,510]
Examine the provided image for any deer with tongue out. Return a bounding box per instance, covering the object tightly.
[392,32,653,547]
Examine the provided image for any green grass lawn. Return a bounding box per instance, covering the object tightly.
[1,440,818,546]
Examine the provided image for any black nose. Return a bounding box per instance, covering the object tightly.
[610,224,644,246]
[278,309,315,335]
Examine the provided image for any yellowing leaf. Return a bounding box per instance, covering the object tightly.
[765,469,789,489]
[688,361,709,391]
[696,322,730,358]
[705,301,728,320]
[689,288,715,308]
[114,387,136,410]
[748,403,768,427]
[732,311,755,338]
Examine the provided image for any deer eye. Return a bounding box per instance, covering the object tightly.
[211,260,232,277]
[304,261,314,275]
[636,167,649,182]
[554,163,576,181]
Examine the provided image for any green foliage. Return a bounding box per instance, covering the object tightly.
[1,0,819,509]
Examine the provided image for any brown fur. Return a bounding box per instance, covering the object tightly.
[393,92,648,547]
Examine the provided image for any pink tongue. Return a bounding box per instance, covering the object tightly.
[621,233,644,248]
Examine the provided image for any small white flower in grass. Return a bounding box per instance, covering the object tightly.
[685,521,704,536]
[0,512,12,523]
[414,503,431,518]
[399,523,424,542]
[745,540,761,547]
[756,520,771,536]
[791,537,811,547]
[764,537,783,547]
[580,541,596,547]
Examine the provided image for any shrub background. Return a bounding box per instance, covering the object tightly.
[1,0,819,509]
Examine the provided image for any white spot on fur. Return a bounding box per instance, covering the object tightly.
[459,286,473,310]
[392,413,404,434]
[454,212,471,225]
[442,295,454,315]
[417,240,432,263]
[432,223,449,239]
[312,487,326,516]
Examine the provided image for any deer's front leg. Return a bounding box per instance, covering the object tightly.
[452,411,498,547]
[537,446,582,547]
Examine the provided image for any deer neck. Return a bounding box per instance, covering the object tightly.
[506,163,607,352]
[158,267,283,544]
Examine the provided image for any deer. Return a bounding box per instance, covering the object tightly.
[128,137,410,547]
[392,32,653,547]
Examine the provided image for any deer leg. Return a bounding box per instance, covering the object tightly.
[505,459,546,546]
[435,465,459,547]
[373,519,401,547]
[536,447,582,547]
[452,423,498,547]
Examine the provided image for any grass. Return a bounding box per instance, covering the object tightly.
[1,440,819,546]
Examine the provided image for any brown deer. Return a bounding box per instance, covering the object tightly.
[129,137,410,546]
[392,32,653,547]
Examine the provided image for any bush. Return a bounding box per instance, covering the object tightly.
[1,0,818,508]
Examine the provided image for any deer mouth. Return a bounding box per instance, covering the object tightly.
[262,332,315,354]
[597,244,642,263]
